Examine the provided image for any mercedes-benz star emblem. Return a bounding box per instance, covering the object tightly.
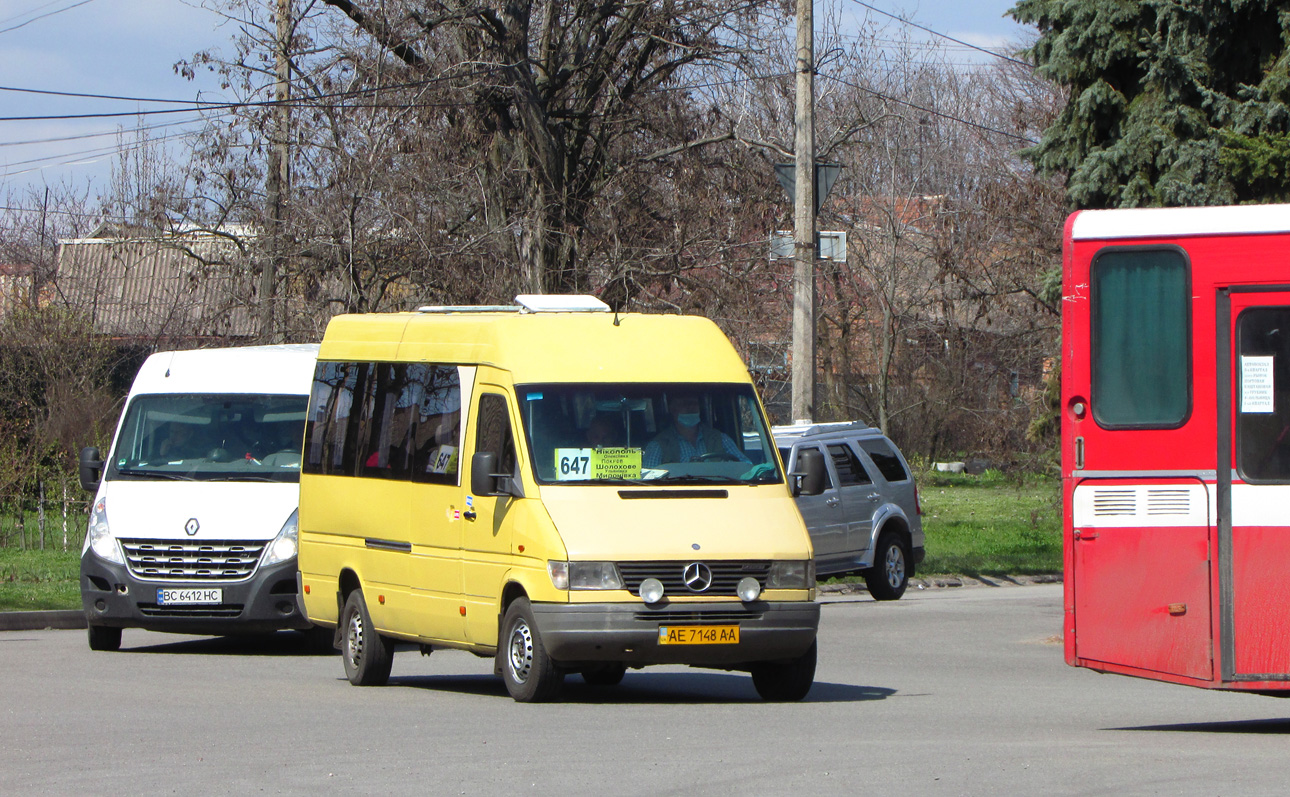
[683,562,713,592]
[184,518,200,536]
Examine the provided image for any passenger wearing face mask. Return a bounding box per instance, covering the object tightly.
[642,393,750,468]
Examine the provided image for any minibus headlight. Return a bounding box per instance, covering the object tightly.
[261,510,299,567]
[766,560,814,589]
[737,576,762,602]
[547,561,625,590]
[86,498,125,565]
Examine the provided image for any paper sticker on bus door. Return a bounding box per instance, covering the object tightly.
[1241,356,1275,413]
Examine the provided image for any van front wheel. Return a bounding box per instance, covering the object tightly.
[499,598,564,702]
[341,589,392,686]
[87,624,121,651]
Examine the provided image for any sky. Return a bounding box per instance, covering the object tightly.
[0,0,1032,200]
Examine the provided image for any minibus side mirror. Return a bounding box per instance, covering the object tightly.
[471,452,521,498]
[79,446,103,492]
[789,448,826,497]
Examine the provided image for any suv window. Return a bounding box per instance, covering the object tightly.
[858,438,909,482]
[827,443,871,485]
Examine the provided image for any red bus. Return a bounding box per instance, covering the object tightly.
[1063,204,1290,693]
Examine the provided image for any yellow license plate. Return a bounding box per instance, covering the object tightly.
[657,625,740,645]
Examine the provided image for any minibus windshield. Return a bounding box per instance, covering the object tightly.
[518,383,782,486]
[107,394,308,483]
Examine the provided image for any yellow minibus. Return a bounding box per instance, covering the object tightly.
[297,295,824,701]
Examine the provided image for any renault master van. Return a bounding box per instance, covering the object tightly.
[77,344,320,650]
[297,296,823,701]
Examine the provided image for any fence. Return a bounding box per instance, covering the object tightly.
[1,478,90,552]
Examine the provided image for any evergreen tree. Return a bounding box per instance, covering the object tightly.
[1010,0,1290,207]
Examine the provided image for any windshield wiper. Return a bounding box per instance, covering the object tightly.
[115,468,196,481]
[652,474,740,484]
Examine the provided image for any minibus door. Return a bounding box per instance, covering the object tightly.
[1221,289,1290,681]
[462,390,519,645]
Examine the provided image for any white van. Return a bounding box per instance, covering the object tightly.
[77,344,319,650]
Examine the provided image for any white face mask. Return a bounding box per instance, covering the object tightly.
[677,412,701,428]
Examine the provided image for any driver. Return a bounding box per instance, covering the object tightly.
[642,393,749,467]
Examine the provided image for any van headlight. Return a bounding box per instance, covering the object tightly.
[261,510,299,567]
[547,561,624,590]
[766,560,814,589]
[86,498,125,565]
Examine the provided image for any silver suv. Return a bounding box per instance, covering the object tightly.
[774,422,924,600]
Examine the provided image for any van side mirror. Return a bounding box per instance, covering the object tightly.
[471,451,521,498]
[79,446,103,492]
[790,447,826,497]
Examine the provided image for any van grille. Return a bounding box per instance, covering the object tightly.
[138,604,244,618]
[616,561,772,597]
[119,539,266,582]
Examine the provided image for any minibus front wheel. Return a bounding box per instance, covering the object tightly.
[499,598,564,702]
[751,639,817,701]
[341,589,393,686]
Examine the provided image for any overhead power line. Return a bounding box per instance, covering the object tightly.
[847,0,1031,68]
[817,72,1038,145]
[0,0,96,35]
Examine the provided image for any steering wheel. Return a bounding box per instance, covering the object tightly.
[696,452,738,462]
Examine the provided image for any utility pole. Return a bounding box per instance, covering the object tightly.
[263,0,292,342]
[791,0,816,424]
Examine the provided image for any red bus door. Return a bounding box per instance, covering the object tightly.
[1221,288,1290,682]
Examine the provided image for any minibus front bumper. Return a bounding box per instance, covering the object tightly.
[530,600,820,666]
[80,551,310,636]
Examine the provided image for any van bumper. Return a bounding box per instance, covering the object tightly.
[80,551,310,636]
[530,600,820,666]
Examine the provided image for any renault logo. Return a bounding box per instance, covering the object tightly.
[683,562,713,592]
[184,518,200,536]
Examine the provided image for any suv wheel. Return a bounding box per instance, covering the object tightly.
[865,530,909,600]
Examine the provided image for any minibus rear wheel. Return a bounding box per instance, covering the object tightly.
[499,598,564,702]
[751,639,816,701]
[341,589,392,686]
[581,662,627,686]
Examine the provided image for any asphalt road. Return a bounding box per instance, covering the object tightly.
[4,584,1287,795]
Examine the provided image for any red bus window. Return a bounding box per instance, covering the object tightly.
[1090,248,1190,428]
[1238,307,1290,482]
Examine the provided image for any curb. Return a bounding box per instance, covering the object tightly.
[818,573,1063,597]
[0,610,86,632]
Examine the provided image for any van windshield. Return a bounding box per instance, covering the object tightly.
[517,383,782,486]
[107,394,308,483]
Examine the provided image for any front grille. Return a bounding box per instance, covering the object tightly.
[616,560,772,597]
[633,609,764,623]
[138,604,244,618]
[119,539,266,582]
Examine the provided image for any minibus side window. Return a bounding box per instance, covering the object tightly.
[304,362,362,476]
[1091,248,1190,428]
[1237,307,1290,482]
[355,364,411,480]
[410,364,463,485]
[476,393,517,476]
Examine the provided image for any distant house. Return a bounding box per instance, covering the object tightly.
[0,262,34,318]
[50,223,260,341]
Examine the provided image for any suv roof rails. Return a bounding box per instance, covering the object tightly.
[415,294,611,314]
[772,420,872,438]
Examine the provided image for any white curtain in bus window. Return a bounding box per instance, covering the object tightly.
[1237,308,1290,481]
[1091,249,1189,427]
